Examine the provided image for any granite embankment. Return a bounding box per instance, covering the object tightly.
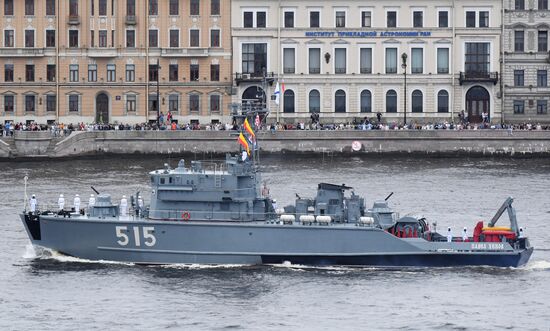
[1,130,550,158]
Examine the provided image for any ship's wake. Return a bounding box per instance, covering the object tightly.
[22,245,135,266]
[521,260,550,271]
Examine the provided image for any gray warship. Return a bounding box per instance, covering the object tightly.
[20,115,533,268]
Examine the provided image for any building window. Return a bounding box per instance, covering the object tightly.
[334,48,346,74]
[99,30,107,47]
[412,90,423,113]
[127,0,135,16]
[310,11,320,28]
[513,100,524,114]
[537,100,548,114]
[335,89,346,113]
[69,64,78,82]
[387,11,397,28]
[335,11,346,28]
[360,90,372,113]
[70,0,78,16]
[210,64,219,81]
[46,0,55,15]
[309,90,320,113]
[515,0,525,10]
[4,0,13,15]
[257,12,266,28]
[149,0,157,15]
[149,30,158,47]
[168,94,179,113]
[242,43,267,75]
[126,94,136,112]
[283,90,295,113]
[25,0,34,15]
[125,64,135,82]
[169,64,178,81]
[479,11,489,27]
[69,95,79,112]
[4,64,13,82]
[243,12,253,28]
[170,30,179,47]
[4,64,14,82]
[148,94,158,112]
[361,11,371,27]
[413,11,423,28]
[385,48,397,74]
[4,95,14,112]
[309,48,320,74]
[514,70,524,86]
[169,0,179,15]
[90,30,94,47]
[210,29,220,47]
[4,30,14,47]
[438,90,449,113]
[466,11,475,27]
[411,48,423,74]
[284,11,294,28]
[437,48,449,74]
[46,95,56,112]
[465,43,490,74]
[190,0,199,16]
[190,29,199,47]
[149,64,158,81]
[126,30,135,48]
[26,64,35,81]
[189,94,200,112]
[539,31,548,52]
[538,70,547,87]
[25,30,35,47]
[210,94,220,113]
[438,11,448,28]
[69,30,79,47]
[47,64,56,82]
[211,0,220,16]
[107,64,116,82]
[98,0,107,15]
[386,90,397,113]
[283,48,295,74]
[360,48,372,74]
[46,30,56,47]
[540,0,548,10]
[190,64,199,81]
[25,95,36,112]
[88,64,97,82]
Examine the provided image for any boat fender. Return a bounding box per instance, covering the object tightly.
[181,211,191,221]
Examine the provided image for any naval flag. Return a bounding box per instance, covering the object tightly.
[274,81,281,105]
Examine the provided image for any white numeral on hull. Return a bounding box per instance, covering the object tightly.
[115,226,156,247]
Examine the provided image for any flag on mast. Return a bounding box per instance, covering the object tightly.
[237,132,250,155]
[244,118,255,141]
[274,82,280,105]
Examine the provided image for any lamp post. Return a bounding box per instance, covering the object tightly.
[401,52,407,126]
[156,58,161,127]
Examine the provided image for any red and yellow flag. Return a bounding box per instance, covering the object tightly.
[244,118,255,141]
[238,132,250,155]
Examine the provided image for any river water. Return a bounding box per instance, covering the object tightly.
[1,155,549,330]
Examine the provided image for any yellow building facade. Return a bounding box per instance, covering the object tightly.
[0,0,232,125]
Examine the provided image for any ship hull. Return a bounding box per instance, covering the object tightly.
[21,214,532,268]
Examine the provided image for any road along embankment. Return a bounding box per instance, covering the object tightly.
[1,130,550,159]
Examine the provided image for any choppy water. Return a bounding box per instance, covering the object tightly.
[1,155,550,330]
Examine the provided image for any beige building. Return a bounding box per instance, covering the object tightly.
[231,0,502,124]
[0,0,232,125]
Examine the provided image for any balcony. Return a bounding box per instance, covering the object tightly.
[87,47,118,57]
[0,48,44,57]
[459,71,499,85]
[125,15,137,25]
[161,48,209,57]
[235,72,276,86]
[68,15,80,25]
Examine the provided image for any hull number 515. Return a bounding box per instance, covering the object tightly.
[115,226,156,247]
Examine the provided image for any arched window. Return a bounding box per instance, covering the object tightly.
[335,89,346,113]
[360,90,371,113]
[283,90,295,113]
[437,90,449,113]
[412,90,423,113]
[309,89,320,113]
[386,90,397,113]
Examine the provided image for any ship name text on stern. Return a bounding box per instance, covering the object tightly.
[470,243,505,250]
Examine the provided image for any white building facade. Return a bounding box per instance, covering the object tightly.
[231,0,502,124]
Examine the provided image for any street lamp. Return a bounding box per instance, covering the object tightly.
[401,52,407,126]
[156,58,161,127]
